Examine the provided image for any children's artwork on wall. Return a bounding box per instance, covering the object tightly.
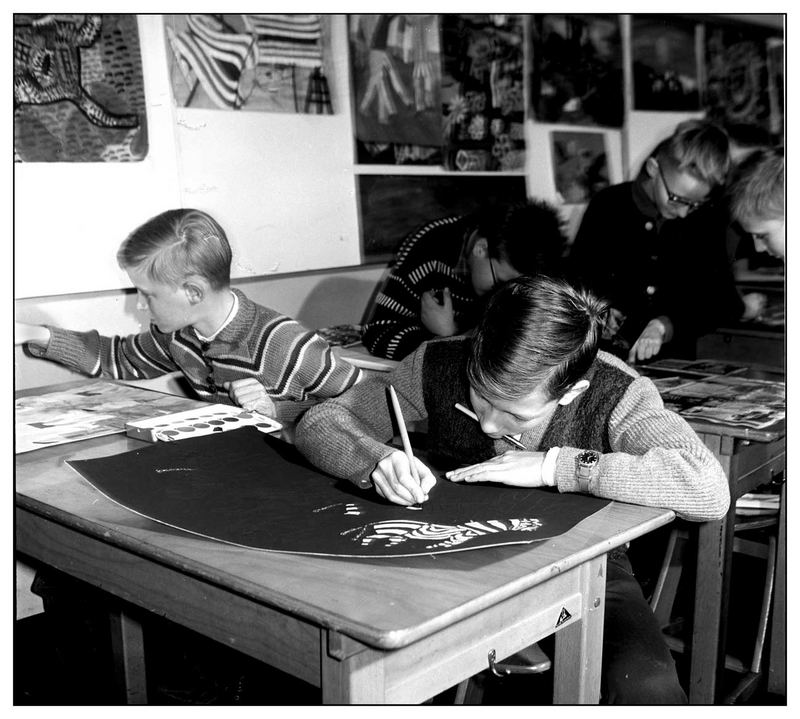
[703,23,773,135]
[766,38,784,140]
[631,16,700,111]
[349,15,442,148]
[440,14,526,172]
[165,14,331,113]
[13,14,147,162]
[358,175,527,261]
[550,131,609,204]
[529,14,623,128]
[69,428,611,558]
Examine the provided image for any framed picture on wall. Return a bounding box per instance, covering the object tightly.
[550,131,610,205]
[631,15,700,111]
[529,14,623,128]
[440,14,526,172]
[703,21,774,135]
[14,14,148,162]
[357,174,527,261]
[164,14,331,114]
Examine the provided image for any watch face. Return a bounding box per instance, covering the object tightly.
[579,450,599,466]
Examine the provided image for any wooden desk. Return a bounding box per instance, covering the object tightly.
[635,359,786,703]
[687,419,785,704]
[16,431,673,704]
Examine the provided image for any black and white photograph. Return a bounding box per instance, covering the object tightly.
[12,11,786,709]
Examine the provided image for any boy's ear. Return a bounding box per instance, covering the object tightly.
[644,156,659,179]
[557,379,590,406]
[471,235,489,258]
[182,278,206,305]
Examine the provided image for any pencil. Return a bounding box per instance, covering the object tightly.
[454,402,527,450]
[388,385,421,483]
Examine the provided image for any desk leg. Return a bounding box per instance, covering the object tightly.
[690,518,725,703]
[767,481,786,696]
[553,554,606,704]
[321,631,385,703]
[109,607,148,704]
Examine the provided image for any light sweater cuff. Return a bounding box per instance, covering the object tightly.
[542,446,560,486]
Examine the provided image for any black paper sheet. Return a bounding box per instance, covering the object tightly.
[68,427,610,557]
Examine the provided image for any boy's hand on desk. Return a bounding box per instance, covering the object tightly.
[372,451,436,506]
[421,288,457,337]
[627,319,666,363]
[15,322,50,346]
[741,292,768,321]
[222,378,276,417]
[446,451,547,488]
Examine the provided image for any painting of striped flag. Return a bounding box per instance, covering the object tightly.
[165,14,331,113]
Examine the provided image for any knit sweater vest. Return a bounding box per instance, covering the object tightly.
[422,338,634,463]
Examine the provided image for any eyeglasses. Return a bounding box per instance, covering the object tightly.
[656,162,706,212]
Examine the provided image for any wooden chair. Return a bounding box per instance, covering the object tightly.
[649,490,781,704]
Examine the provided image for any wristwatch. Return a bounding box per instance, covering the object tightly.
[575,450,601,493]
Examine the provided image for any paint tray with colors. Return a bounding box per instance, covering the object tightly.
[126,404,282,443]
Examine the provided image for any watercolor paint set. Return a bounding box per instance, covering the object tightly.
[126,404,282,443]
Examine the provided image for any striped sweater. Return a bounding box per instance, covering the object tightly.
[28,288,364,423]
[361,214,482,361]
[296,338,730,522]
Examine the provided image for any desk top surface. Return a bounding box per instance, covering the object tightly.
[16,427,673,649]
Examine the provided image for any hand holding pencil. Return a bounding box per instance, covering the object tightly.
[369,385,436,506]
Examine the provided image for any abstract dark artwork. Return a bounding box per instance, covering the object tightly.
[632,16,700,111]
[529,14,623,128]
[550,131,609,204]
[14,13,147,162]
[704,23,773,134]
[165,14,331,114]
[69,427,611,558]
[358,174,527,261]
[441,14,526,172]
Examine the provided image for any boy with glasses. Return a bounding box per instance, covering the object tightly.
[16,208,364,423]
[362,199,567,360]
[569,119,738,363]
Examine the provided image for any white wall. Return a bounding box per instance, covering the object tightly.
[14,15,362,299]
[13,13,783,392]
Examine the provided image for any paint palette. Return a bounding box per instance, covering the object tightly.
[126,404,282,443]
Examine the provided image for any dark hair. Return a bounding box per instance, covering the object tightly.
[117,209,232,290]
[651,119,730,188]
[467,275,608,402]
[472,199,567,276]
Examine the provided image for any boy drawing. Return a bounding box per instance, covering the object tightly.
[16,208,363,422]
[361,199,567,361]
[296,275,729,703]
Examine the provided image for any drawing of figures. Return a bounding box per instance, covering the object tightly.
[441,14,526,172]
[165,14,331,114]
[349,15,442,148]
[14,13,147,162]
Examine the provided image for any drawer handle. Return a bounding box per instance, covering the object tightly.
[488,649,510,677]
